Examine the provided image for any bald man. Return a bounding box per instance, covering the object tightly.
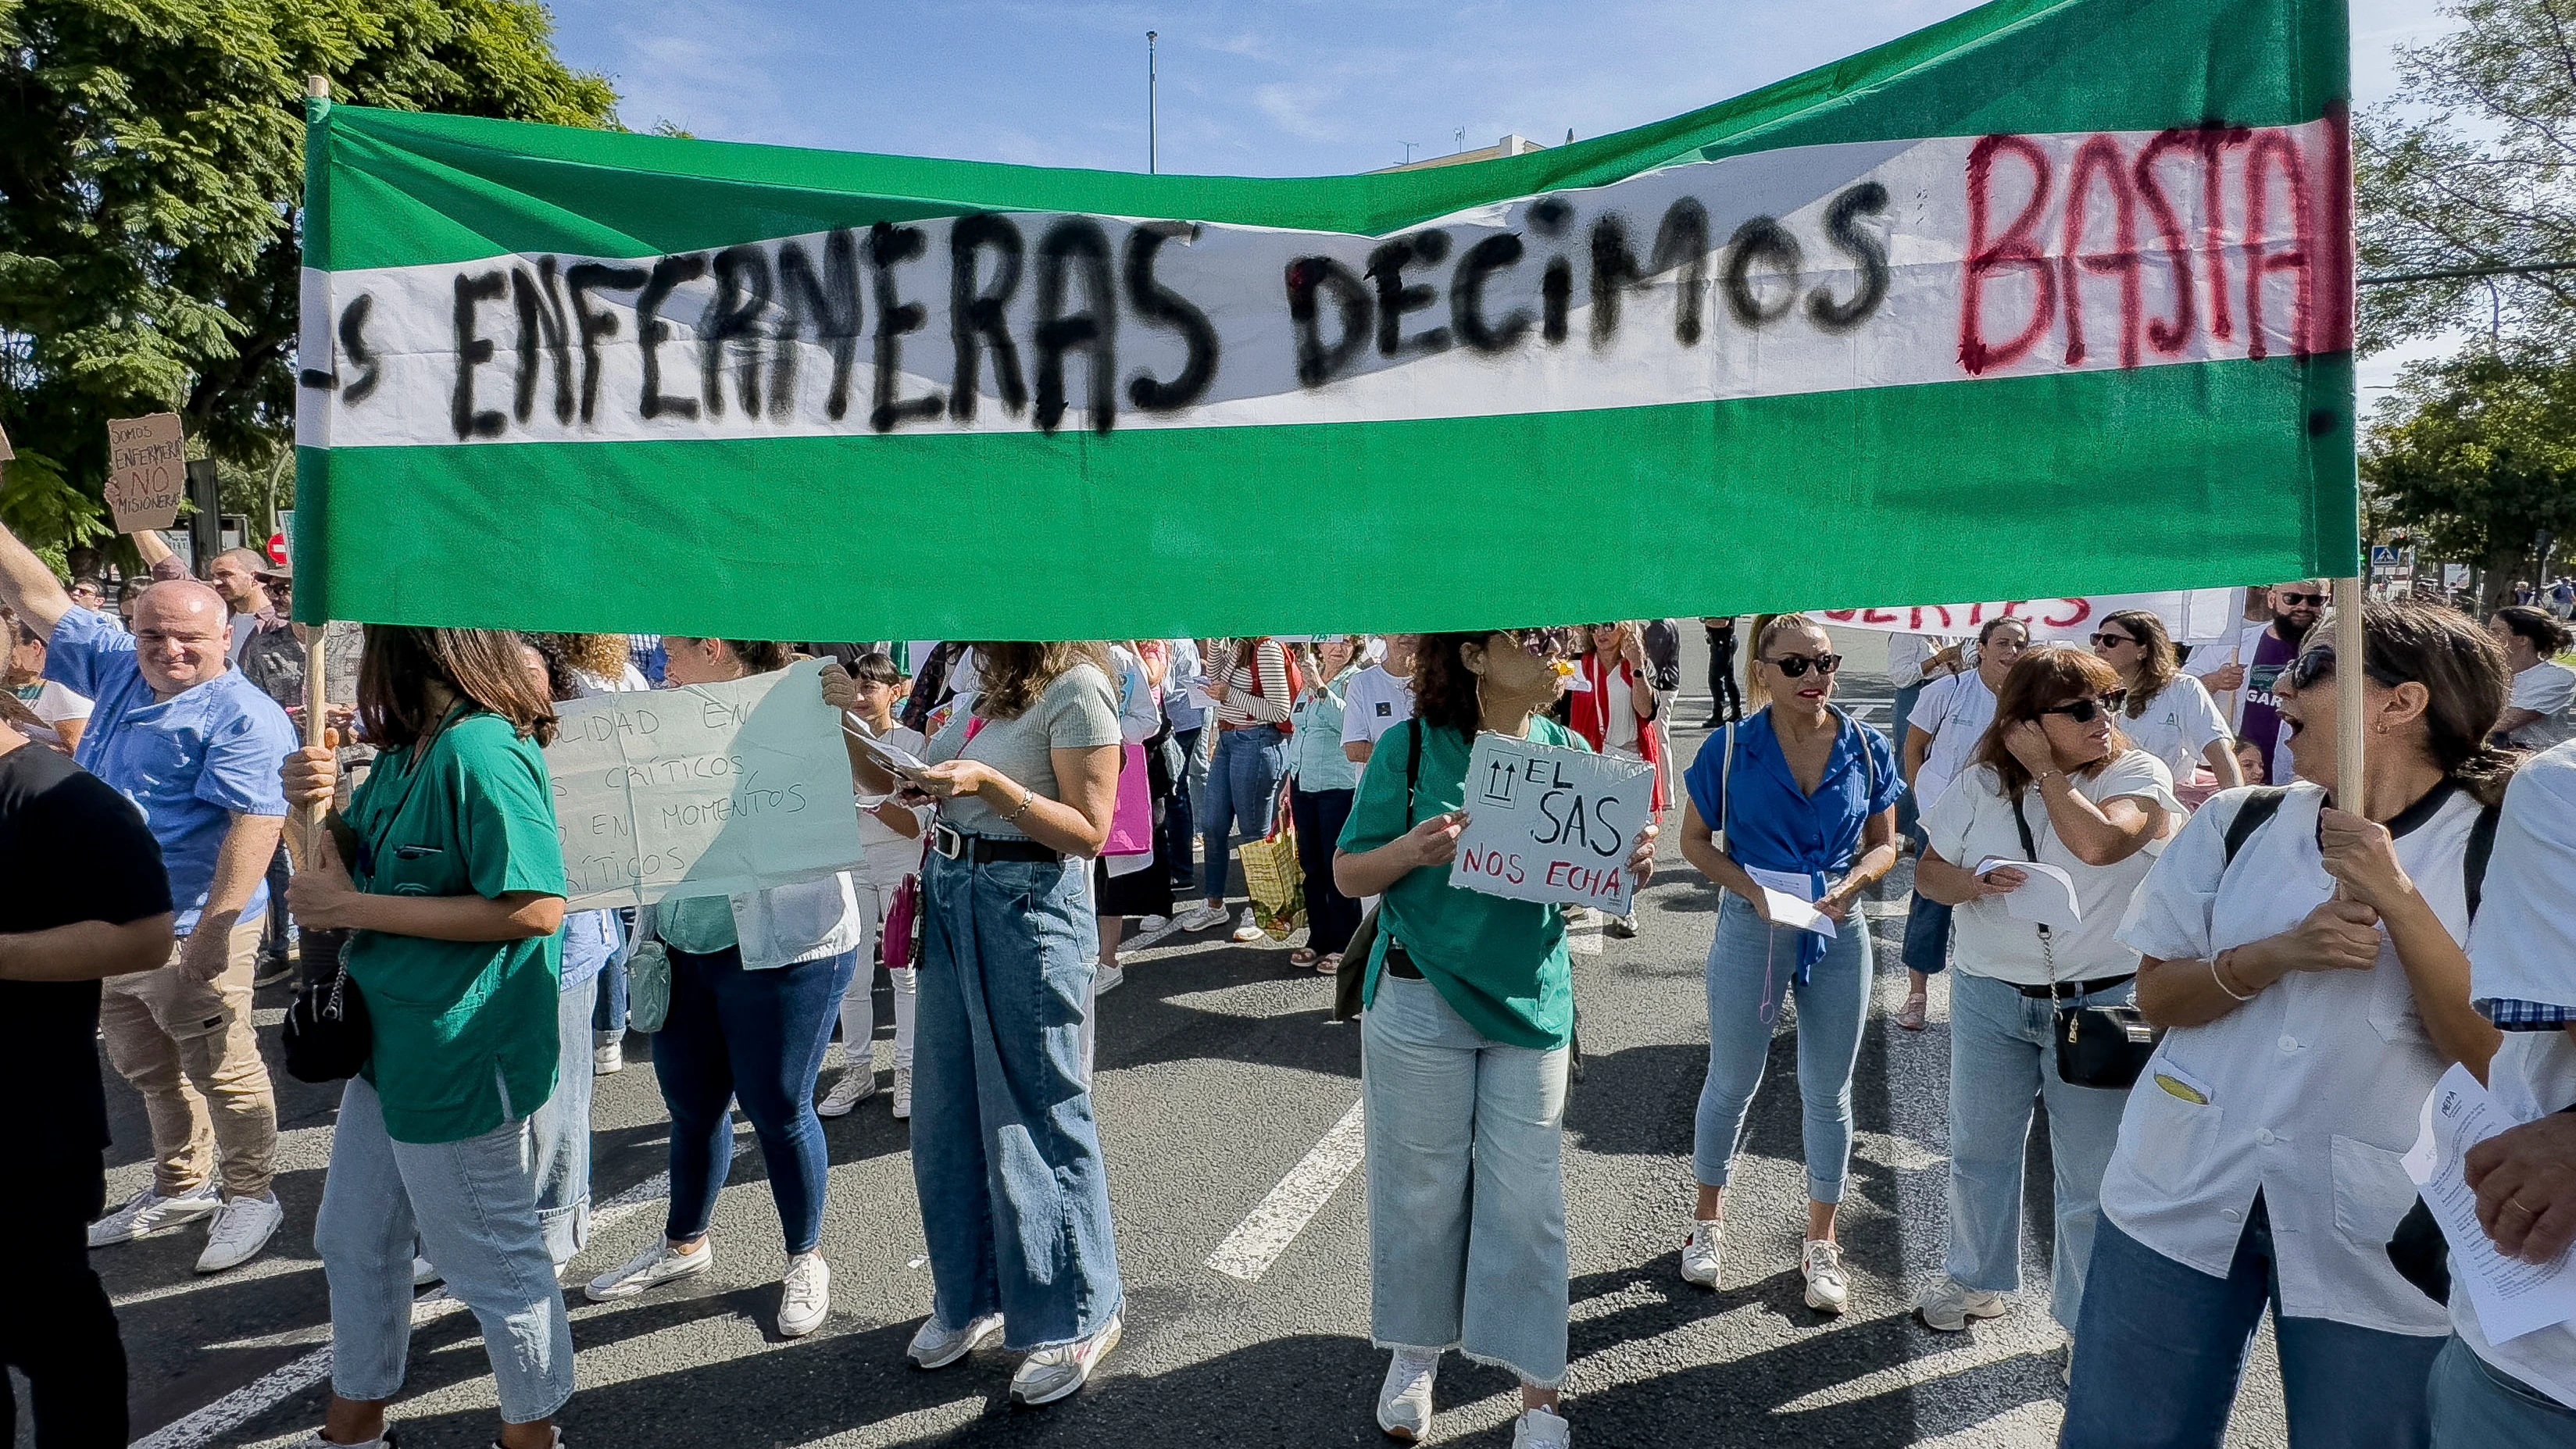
[0,519,296,1276]
[204,547,272,664]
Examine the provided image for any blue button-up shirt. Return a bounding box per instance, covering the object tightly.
[1682,708,1903,974]
[1287,669,1360,792]
[47,609,295,933]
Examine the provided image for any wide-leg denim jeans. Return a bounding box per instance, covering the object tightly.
[912,850,1122,1350]
[1943,969,2131,1329]
[1363,973,1570,1387]
[313,1075,573,1425]
[531,972,598,1265]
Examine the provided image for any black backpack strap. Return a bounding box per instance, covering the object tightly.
[2221,787,2290,870]
[1402,717,1423,825]
[2464,802,2502,921]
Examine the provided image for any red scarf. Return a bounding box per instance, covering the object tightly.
[1567,651,1663,811]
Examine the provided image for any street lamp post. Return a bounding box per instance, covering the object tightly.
[1148,30,1158,174]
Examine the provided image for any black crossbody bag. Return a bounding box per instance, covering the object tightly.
[2009,791,2161,1089]
[1333,718,1423,1022]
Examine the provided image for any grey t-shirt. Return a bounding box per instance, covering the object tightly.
[924,663,1121,838]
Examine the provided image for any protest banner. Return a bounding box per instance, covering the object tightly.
[1820,587,2240,643]
[1450,734,1654,911]
[0,420,13,462]
[289,0,2358,640]
[105,413,186,534]
[542,658,863,910]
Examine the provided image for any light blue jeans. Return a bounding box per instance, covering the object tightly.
[1693,891,1872,1199]
[912,850,1122,1350]
[313,1075,573,1425]
[1363,973,1570,1387]
[1944,969,2132,1329]
[1202,726,1287,904]
[531,973,598,1265]
[2429,1334,2575,1447]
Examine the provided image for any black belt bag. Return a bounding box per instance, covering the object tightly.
[2010,793,2162,1090]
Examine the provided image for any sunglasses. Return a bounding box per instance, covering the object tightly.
[2277,591,2327,606]
[2285,644,2405,693]
[2089,631,2138,649]
[1765,652,1842,678]
[2040,691,2128,723]
[1502,628,1576,661]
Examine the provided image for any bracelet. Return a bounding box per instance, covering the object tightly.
[1001,785,1036,822]
[2210,948,2257,1002]
[2035,769,2066,787]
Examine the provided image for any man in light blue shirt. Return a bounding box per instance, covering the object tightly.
[0,519,297,1274]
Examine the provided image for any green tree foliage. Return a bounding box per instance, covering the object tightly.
[0,1,618,548]
[2361,345,2576,605]
[2355,0,2576,354]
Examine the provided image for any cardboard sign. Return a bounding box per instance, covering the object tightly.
[0,419,13,462]
[105,413,186,532]
[1449,735,1654,910]
[541,658,864,910]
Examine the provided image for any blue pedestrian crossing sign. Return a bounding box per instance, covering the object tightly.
[2371,545,2403,570]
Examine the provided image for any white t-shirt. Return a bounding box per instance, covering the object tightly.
[2106,781,2485,1336]
[2506,660,2576,750]
[1925,753,2181,986]
[18,680,93,726]
[1907,669,1999,814]
[574,662,652,695]
[2456,741,2576,1408]
[2119,675,2233,787]
[1342,665,1416,748]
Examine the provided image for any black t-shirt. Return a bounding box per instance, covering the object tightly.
[0,742,174,1164]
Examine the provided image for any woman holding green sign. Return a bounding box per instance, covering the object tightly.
[1334,628,1659,1449]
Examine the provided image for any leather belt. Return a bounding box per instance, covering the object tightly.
[1384,942,1425,980]
[929,821,1063,864]
[2016,973,2135,1000]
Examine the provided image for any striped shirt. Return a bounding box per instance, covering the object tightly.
[1213,639,1292,728]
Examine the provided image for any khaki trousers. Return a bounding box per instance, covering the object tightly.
[98,917,279,1199]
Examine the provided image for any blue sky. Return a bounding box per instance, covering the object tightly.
[540,0,2459,387]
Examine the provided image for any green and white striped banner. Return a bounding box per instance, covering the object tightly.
[294,0,2357,641]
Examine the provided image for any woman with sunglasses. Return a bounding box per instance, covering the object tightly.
[2091,610,2242,804]
[1335,627,1657,1448]
[2063,600,2516,1449]
[1898,617,2032,1029]
[1910,647,2178,1342]
[1674,615,1902,1314]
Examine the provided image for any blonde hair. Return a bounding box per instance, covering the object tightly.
[1743,613,1827,707]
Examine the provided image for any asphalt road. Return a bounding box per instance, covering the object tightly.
[63,639,2289,1448]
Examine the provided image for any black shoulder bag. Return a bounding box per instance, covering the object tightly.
[282,706,464,1083]
[1333,718,1424,1022]
[2010,790,2162,1089]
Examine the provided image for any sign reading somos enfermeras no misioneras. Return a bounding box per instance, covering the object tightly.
[291,0,2360,644]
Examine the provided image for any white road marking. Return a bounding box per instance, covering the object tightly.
[1205,1098,1367,1284]
[130,1140,745,1449]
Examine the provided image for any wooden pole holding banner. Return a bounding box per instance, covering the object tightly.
[298,73,331,865]
[2334,574,2367,818]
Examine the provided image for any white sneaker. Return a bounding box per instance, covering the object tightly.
[592,1032,623,1075]
[817,1068,877,1118]
[777,1251,831,1337]
[1679,1219,1723,1288]
[585,1239,713,1301]
[1138,914,1170,933]
[197,1193,284,1273]
[1801,1238,1850,1315]
[1177,902,1227,932]
[1231,907,1265,943]
[1011,1311,1122,1406]
[1095,962,1126,995]
[288,1432,393,1447]
[1513,1405,1572,1447]
[88,1184,220,1247]
[906,1311,1004,1369]
[1375,1347,1439,1442]
[413,1255,442,1287]
[1915,1277,2009,1331]
[891,1065,913,1120]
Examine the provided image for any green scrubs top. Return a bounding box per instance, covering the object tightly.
[344,710,567,1144]
[1337,716,1582,1050]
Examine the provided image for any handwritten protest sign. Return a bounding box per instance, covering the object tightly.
[542,658,863,910]
[1449,735,1654,911]
[1820,589,2240,644]
[0,419,13,462]
[105,413,186,533]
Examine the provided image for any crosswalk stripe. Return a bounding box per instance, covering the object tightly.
[1204,1098,1368,1284]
